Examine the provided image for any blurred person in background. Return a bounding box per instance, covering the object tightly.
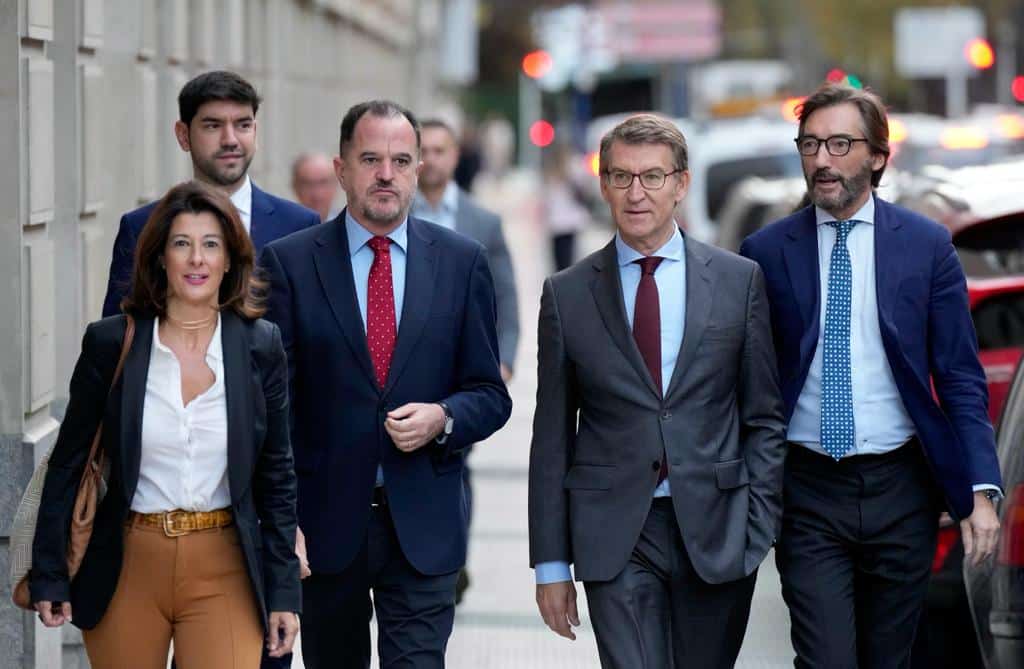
[412,117,520,604]
[291,151,341,221]
[260,100,512,669]
[740,82,1001,668]
[32,182,301,669]
[102,70,319,319]
[541,143,591,272]
[453,119,483,192]
[530,114,787,668]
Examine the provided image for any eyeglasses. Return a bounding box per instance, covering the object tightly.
[604,168,682,190]
[795,135,869,157]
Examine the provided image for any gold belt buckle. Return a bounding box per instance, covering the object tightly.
[163,510,190,537]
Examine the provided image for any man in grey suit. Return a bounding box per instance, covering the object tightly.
[528,114,788,668]
[413,118,519,380]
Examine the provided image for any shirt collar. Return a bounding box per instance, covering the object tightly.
[230,175,252,217]
[815,192,875,227]
[345,210,409,257]
[153,312,223,362]
[413,181,459,216]
[615,224,684,267]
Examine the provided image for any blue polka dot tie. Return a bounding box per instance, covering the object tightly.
[821,220,857,460]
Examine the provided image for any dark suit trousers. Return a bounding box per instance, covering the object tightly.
[584,498,757,669]
[301,494,459,669]
[777,442,940,669]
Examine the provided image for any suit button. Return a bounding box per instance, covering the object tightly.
[661,411,672,420]
[652,460,661,471]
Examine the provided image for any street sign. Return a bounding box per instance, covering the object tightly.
[589,0,721,64]
[894,7,986,78]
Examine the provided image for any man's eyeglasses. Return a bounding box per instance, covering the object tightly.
[604,168,683,190]
[795,135,869,157]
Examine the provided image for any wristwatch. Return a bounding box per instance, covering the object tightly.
[436,401,454,445]
[983,488,1002,503]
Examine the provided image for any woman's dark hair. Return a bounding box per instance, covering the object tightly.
[121,181,265,319]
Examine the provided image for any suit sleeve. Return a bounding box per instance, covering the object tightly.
[738,264,788,566]
[101,215,137,318]
[528,277,578,567]
[258,245,298,446]
[441,247,513,453]
[253,323,301,614]
[927,231,1001,491]
[30,323,116,603]
[484,214,520,372]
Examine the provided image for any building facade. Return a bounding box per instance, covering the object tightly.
[0,1,446,666]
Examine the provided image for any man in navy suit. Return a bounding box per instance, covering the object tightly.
[740,83,1001,668]
[102,70,319,317]
[259,100,512,668]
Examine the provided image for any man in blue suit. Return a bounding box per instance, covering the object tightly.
[259,100,512,669]
[102,70,319,317]
[740,83,1002,668]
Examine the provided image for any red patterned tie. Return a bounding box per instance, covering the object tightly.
[633,256,668,484]
[367,236,397,388]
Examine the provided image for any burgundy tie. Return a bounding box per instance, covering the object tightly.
[633,256,668,484]
[367,236,397,388]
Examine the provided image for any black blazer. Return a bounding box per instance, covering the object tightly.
[29,311,300,631]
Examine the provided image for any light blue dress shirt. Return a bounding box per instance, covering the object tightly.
[788,196,918,456]
[412,182,458,231]
[346,212,408,487]
[536,226,686,585]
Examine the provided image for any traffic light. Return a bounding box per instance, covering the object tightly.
[1012,76,1024,103]
[826,69,846,83]
[522,50,553,79]
[824,68,863,89]
[965,38,995,69]
[529,120,555,147]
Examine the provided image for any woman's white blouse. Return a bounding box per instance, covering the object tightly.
[132,316,230,513]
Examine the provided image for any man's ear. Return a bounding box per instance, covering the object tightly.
[174,121,191,153]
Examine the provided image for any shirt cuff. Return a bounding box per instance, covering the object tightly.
[534,561,572,584]
[973,483,1004,501]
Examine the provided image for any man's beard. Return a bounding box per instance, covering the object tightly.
[806,158,873,215]
[361,191,411,226]
[194,152,252,188]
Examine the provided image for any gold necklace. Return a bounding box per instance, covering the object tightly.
[164,312,217,331]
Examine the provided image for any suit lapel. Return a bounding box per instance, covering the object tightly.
[384,218,438,396]
[221,311,253,506]
[783,209,822,369]
[312,212,378,389]
[590,240,661,398]
[119,315,154,503]
[872,199,906,333]
[249,184,275,251]
[665,237,713,398]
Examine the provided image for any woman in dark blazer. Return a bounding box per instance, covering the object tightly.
[29,181,300,669]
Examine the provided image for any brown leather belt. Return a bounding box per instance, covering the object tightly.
[130,508,233,537]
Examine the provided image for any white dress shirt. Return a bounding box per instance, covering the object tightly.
[133,316,231,513]
[230,175,252,235]
[412,181,459,231]
[788,195,917,455]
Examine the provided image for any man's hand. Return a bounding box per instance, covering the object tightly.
[385,403,446,452]
[961,491,1001,567]
[536,581,580,640]
[266,611,300,657]
[500,364,513,384]
[295,527,311,579]
[33,601,72,627]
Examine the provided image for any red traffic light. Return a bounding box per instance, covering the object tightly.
[522,50,553,79]
[529,120,555,147]
[826,68,846,83]
[966,38,995,69]
[1013,76,1024,103]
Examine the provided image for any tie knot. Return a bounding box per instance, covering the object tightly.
[635,256,663,276]
[369,236,391,255]
[827,219,858,239]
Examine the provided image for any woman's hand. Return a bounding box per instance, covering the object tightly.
[34,601,72,627]
[266,611,300,657]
